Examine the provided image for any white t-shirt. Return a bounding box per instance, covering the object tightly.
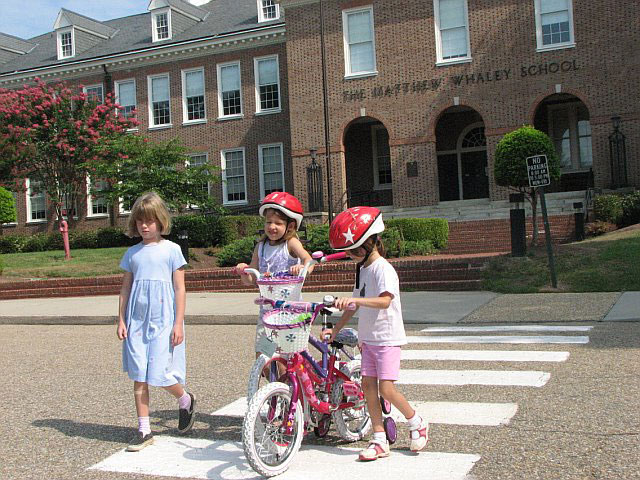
[353,257,407,346]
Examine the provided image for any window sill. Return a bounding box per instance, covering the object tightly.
[536,42,576,53]
[344,71,378,81]
[126,128,139,133]
[223,200,248,206]
[1,223,17,227]
[255,109,282,116]
[182,119,207,126]
[148,124,173,131]
[26,220,48,225]
[435,57,472,67]
[218,114,244,121]
[374,185,392,191]
[87,214,109,219]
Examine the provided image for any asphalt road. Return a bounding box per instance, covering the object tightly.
[2,322,638,480]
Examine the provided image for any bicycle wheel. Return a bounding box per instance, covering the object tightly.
[331,359,371,441]
[384,416,397,444]
[242,382,304,478]
[247,354,286,402]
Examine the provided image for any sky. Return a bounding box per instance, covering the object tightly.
[0,1,150,40]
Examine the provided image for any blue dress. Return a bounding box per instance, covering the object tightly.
[120,240,187,387]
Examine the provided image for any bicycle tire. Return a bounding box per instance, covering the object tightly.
[247,354,286,402]
[242,382,304,478]
[331,359,371,441]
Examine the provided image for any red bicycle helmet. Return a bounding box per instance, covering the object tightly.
[329,206,385,250]
[259,192,304,230]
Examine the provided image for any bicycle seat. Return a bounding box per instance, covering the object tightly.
[334,328,359,348]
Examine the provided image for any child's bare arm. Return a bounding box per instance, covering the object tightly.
[288,237,313,275]
[172,267,186,346]
[117,272,133,340]
[335,292,392,311]
[236,245,259,285]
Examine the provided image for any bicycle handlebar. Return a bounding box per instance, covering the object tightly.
[254,296,356,311]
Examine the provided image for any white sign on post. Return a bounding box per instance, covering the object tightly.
[526,155,551,188]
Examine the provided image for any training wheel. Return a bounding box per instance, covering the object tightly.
[383,417,397,444]
[314,414,331,438]
[379,396,392,415]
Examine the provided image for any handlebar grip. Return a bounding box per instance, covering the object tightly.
[321,252,347,263]
[346,302,357,311]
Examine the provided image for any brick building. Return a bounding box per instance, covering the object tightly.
[1,0,638,244]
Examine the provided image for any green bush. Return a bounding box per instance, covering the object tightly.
[385,218,449,249]
[0,255,4,275]
[400,239,436,256]
[24,233,51,252]
[585,221,617,237]
[304,224,331,254]
[620,191,640,227]
[69,230,98,249]
[219,215,263,246]
[381,227,402,258]
[593,194,623,224]
[172,214,263,248]
[0,234,28,254]
[96,227,133,248]
[0,187,16,224]
[216,236,257,267]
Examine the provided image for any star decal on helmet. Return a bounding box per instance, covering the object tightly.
[342,227,355,244]
[360,213,372,224]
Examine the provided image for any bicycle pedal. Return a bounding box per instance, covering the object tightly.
[341,381,360,397]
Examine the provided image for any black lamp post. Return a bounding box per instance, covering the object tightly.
[609,115,628,189]
[307,147,324,212]
[318,0,333,221]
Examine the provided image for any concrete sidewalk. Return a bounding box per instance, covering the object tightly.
[0,290,637,325]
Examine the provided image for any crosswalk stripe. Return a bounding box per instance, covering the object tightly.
[406,335,589,344]
[212,398,518,426]
[401,349,570,362]
[421,325,593,333]
[89,436,481,480]
[398,369,551,387]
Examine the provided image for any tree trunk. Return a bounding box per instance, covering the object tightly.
[529,187,538,246]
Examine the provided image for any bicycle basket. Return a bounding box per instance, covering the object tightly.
[257,273,304,301]
[262,308,313,354]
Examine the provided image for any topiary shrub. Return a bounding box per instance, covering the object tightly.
[381,227,402,258]
[216,236,257,267]
[385,218,449,249]
[593,194,623,225]
[304,224,331,254]
[400,239,436,256]
[620,191,640,227]
[172,214,221,248]
[0,187,16,224]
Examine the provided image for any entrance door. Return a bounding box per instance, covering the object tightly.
[438,154,459,201]
[461,150,489,199]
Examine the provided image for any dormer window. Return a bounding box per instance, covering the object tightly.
[57,28,74,59]
[153,9,171,41]
[258,0,279,22]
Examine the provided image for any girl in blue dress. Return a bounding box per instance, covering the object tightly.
[117,192,195,452]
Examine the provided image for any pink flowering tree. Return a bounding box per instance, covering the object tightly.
[0,78,137,226]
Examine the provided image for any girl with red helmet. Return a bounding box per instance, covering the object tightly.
[235,192,313,357]
[328,206,429,461]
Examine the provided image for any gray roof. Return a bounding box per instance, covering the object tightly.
[0,0,284,76]
[58,9,118,38]
[0,33,36,54]
[163,0,209,21]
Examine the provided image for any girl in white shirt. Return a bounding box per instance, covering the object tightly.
[328,206,429,461]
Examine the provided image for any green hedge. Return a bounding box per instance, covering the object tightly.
[385,218,449,249]
[620,191,640,227]
[0,255,3,275]
[594,191,640,227]
[216,236,257,267]
[171,214,263,248]
[0,227,135,254]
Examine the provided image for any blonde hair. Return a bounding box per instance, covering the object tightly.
[260,207,298,244]
[126,192,172,237]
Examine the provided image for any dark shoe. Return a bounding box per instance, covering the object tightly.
[178,392,196,433]
[126,431,154,452]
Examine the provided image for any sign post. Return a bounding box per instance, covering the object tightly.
[526,154,557,288]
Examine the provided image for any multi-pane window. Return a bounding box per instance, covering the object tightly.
[548,102,592,171]
[255,56,280,113]
[372,126,392,188]
[88,179,108,216]
[188,154,210,194]
[535,0,574,49]
[218,62,242,118]
[222,149,247,204]
[83,84,104,104]
[258,0,279,22]
[342,7,376,77]
[434,0,470,62]
[154,12,170,41]
[148,74,171,127]
[115,80,136,118]
[27,179,46,222]
[58,30,73,59]
[182,68,206,122]
[259,144,284,197]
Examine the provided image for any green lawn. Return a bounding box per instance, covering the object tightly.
[482,228,640,293]
[1,247,128,279]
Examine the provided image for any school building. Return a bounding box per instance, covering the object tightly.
[1,0,638,251]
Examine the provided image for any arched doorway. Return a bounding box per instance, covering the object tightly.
[436,107,489,201]
[343,117,393,207]
[533,93,593,191]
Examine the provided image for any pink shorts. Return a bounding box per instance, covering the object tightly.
[360,343,401,381]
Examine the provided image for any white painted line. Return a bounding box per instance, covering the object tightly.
[392,401,518,426]
[89,436,481,480]
[421,325,593,333]
[406,335,589,344]
[401,349,570,362]
[212,398,518,426]
[398,369,551,387]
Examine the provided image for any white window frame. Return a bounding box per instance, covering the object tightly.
[152,8,172,42]
[371,125,392,190]
[547,102,591,172]
[86,177,109,218]
[114,78,137,127]
[147,73,172,129]
[217,61,243,120]
[181,67,207,124]
[25,178,47,224]
[258,143,285,198]
[257,0,280,22]
[254,55,281,115]
[83,84,104,104]
[57,27,74,60]
[186,153,211,209]
[342,6,378,79]
[433,0,472,66]
[221,148,248,206]
[534,0,575,52]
